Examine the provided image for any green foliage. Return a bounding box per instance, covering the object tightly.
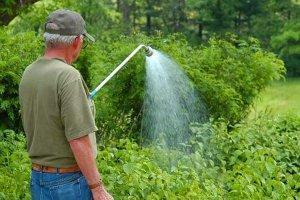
[80,33,284,139]
[0,0,38,26]
[0,129,30,200]
[0,28,43,130]
[0,114,299,199]
[0,2,298,199]
[184,36,285,123]
[271,20,300,76]
[5,0,300,51]
[187,113,300,199]
[7,0,121,39]
[7,0,72,34]
[0,26,285,136]
[202,113,300,199]
[97,140,211,199]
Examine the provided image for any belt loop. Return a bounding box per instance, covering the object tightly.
[56,167,59,174]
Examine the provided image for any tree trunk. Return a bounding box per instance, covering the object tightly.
[178,0,186,31]
[216,0,223,29]
[116,0,121,11]
[198,22,203,40]
[172,10,177,31]
[146,0,152,35]
[235,11,242,35]
[120,0,132,34]
[132,0,136,30]
[172,0,186,32]
[247,16,252,35]
[146,13,151,35]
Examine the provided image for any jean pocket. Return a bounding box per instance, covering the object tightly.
[49,176,83,200]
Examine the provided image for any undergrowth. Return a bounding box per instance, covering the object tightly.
[0,114,299,199]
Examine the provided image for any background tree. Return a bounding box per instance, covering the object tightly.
[2,0,299,76]
[271,20,300,76]
[0,0,38,25]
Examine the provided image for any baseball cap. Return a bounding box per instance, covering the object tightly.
[45,9,95,42]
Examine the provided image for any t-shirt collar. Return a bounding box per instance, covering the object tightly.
[42,56,67,63]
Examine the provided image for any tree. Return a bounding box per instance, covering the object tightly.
[252,0,300,47]
[0,0,38,25]
[271,20,300,76]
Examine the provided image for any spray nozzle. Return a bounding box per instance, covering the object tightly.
[145,46,153,57]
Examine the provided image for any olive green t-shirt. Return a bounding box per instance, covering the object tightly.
[19,57,98,167]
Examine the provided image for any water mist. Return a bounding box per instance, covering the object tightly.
[141,49,208,151]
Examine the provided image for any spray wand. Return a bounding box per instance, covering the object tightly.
[89,44,153,99]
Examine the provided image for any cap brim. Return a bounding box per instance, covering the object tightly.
[83,31,95,42]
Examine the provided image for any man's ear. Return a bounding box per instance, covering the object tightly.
[72,36,82,49]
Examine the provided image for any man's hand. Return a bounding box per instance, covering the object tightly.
[91,185,113,200]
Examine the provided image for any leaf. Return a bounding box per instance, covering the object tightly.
[122,163,135,175]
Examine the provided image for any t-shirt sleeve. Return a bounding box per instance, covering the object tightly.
[59,77,98,141]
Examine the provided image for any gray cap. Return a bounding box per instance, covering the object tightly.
[45,9,95,42]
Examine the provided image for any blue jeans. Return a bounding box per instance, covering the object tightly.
[30,170,92,200]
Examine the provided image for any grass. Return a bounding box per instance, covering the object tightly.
[251,78,300,117]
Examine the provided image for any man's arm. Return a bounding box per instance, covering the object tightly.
[60,75,112,199]
[69,135,113,200]
[69,135,100,185]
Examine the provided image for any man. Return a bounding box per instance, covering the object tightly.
[19,9,113,200]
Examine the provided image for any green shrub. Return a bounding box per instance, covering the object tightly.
[97,139,214,199]
[0,129,30,200]
[0,114,299,199]
[76,37,147,142]
[76,34,285,141]
[159,35,285,124]
[7,2,286,128]
[189,113,300,199]
[0,28,43,130]
[0,28,284,138]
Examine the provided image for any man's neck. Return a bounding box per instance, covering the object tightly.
[44,48,72,64]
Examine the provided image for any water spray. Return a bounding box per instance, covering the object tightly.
[89,43,208,155]
[89,44,153,99]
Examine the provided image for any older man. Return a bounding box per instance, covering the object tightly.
[19,9,113,200]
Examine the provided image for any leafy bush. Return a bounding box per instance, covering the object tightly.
[0,28,43,130]
[77,34,285,141]
[0,27,285,138]
[5,1,286,130]
[100,114,299,199]
[0,129,30,200]
[190,113,300,199]
[0,114,299,199]
[159,35,285,124]
[0,1,296,199]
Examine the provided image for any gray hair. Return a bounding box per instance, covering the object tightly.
[44,32,80,48]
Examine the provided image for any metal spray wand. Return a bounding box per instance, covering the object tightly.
[89,44,153,99]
